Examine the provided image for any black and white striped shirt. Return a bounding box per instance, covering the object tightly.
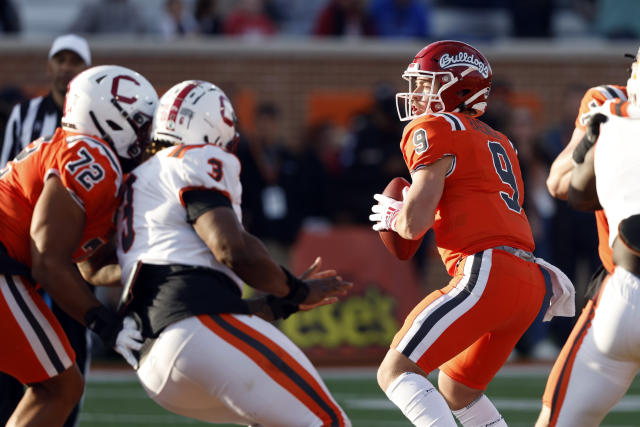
[1,93,61,167]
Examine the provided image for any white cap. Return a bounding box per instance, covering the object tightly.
[48,34,91,66]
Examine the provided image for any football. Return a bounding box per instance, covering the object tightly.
[378,177,424,260]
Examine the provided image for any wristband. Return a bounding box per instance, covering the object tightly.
[280,267,310,305]
[573,113,608,164]
[85,305,122,348]
[572,134,595,164]
[266,295,300,320]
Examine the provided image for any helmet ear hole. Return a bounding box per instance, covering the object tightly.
[106,120,123,131]
[458,89,471,97]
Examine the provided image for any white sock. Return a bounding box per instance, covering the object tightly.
[385,372,457,427]
[452,394,507,427]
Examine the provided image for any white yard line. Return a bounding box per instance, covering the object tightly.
[340,395,640,413]
[87,361,553,382]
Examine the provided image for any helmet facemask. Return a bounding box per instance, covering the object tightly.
[396,67,490,121]
[396,68,457,121]
[88,98,154,172]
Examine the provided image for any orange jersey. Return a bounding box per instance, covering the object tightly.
[0,128,123,266]
[574,85,627,273]
[401,112,534,274]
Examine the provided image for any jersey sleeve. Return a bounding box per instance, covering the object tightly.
[56,138,123,259]
[575,85,627,131]
[401,116,456,173]
[177,146,242,208]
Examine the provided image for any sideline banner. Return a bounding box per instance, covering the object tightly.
[283,226,424,365]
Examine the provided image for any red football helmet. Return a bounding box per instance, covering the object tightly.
[396,40,492,121]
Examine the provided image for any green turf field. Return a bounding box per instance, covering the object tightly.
[78,365,640,426]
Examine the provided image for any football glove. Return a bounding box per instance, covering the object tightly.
[369,187,407,232]
[114,316,143,369]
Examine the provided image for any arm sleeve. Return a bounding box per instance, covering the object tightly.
[182,189,232,223]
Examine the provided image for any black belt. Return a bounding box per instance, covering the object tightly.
[0,242,32,280]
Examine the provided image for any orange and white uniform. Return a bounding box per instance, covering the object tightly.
[575,85,626,274]
[391,112,551,390]
[0,128,122,384]
[541,85,627,426]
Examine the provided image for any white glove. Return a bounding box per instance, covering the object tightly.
[114,316,143,370]
[369,187,407,231]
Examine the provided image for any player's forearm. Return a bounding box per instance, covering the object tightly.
[546,154,574,200]
[78,261,121,287]
[31,258,103,325]
[223,232,290,297]
[548,127,587,199]
[568,147,600,211]
[394,210,431,240]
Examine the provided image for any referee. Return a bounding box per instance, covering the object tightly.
[0,34,90,166]
[0,34,91,427]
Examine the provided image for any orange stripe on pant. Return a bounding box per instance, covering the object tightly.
[198,314,346,427]
[544,275,610,426]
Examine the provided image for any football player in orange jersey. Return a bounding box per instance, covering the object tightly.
[369,40,574,426]
[537,58,634,426]
[537,49,640,427]
[0,65,157,427]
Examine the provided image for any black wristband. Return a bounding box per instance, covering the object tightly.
[85,306,122,348]
[574,113,608,164]
[572,133,595,164]
[266,295,300,320]
[280,267,310,305]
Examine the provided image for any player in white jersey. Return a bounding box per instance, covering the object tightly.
[560,48,640,426]
[116,80,352,427]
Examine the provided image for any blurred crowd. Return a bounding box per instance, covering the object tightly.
[2,0,640,41]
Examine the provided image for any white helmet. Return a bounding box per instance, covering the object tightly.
[151,80,239,152]
[627,48,640,107]
[62,65,158,170]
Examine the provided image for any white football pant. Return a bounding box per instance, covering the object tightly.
[137,314,350,427]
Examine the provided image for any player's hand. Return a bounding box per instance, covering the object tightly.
[299,257,338,281]
[369,188,406,232]
[299,273,352,309]
[114,316,143,370]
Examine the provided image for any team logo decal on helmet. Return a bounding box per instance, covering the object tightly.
[439,52,490,79]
